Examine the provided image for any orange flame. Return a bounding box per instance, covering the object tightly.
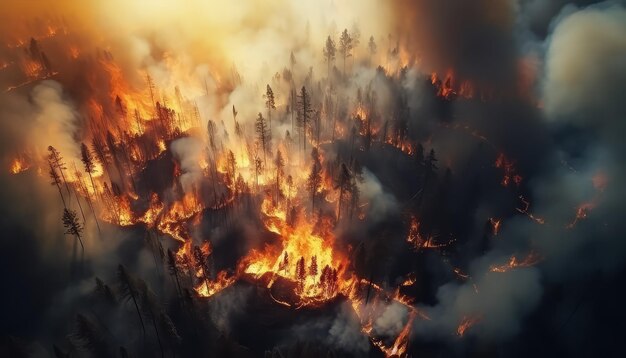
[490,251,541,273]
[457,315,482,337]
[9,157,30,174]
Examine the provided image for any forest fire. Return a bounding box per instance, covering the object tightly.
[0,24,529,355]
[9,157,30,174]
[242,204,346,304]
[430,71,475,100]
[1,1,623,357]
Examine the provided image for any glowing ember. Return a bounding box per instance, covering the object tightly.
[489,217,501,236]
[517,195,545,224]
[457,315,482,337]
[490,251,541,273]
[566,202,595,229]
[495,153,522,188]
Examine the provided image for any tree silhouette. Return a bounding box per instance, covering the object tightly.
[68,314,110,358]
[274,149,285,204]
[351,23,361,54]
[166,249,183,297]
[323,36,336,78]
[117,265,147,340]
[138,283,165,358]
[48,146,71,197]
[290,51,296,69]
[74,161,101,234]
[91,137,110,179]
[232,104,238,126]
[339,29,353,75]
[206,120,217,151]
[309,255,318,278]
[264,84,276,131]
[49,161,66,208]
[254,151,263,190]
[193,244,212,294]
[255,113,270,167]
[279,251,289,275]
[368,36,377,59]
[226,150,237,188]
[94,277,117,306]
[80,143,97,193]
[335,163,353,221]
[306,147,322,212]
[62,208,84,253]
[296,256,306,292]
[297,86,313,152]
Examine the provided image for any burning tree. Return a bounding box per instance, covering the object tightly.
[309,255,318,279]
[193,243,213,292]
[295,256,306,293]
[278,251,289,275]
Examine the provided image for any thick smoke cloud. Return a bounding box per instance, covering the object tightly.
[408,1,626,351]
[537,1,626,274]
[390,0,520,87]
[171,137,204,193]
